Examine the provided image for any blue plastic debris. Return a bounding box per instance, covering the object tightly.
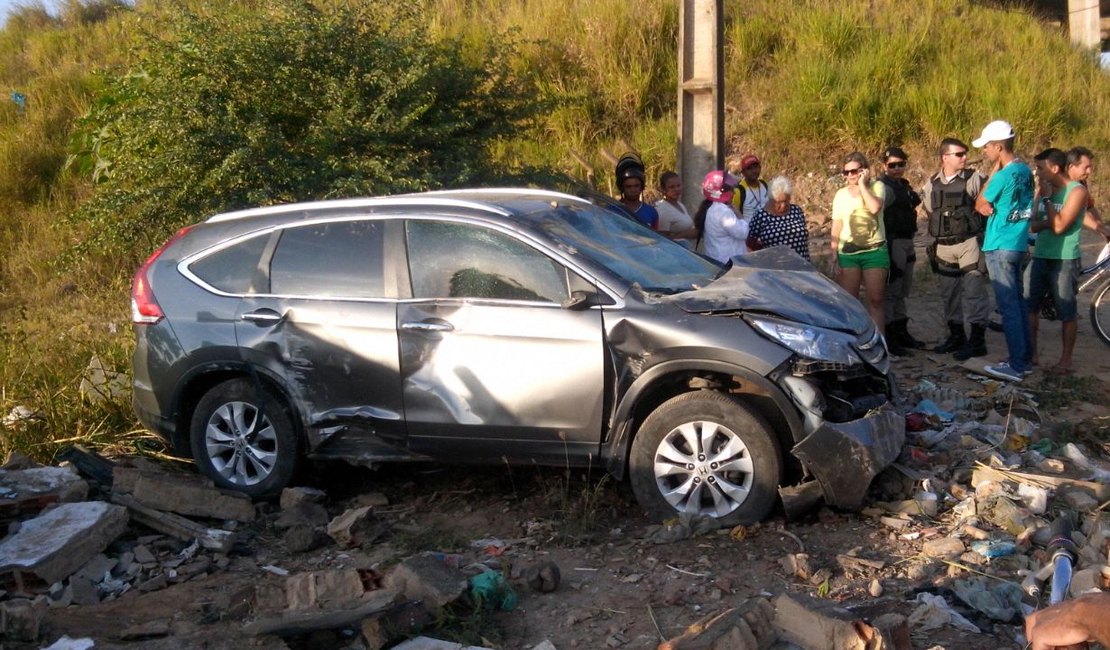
[970,540,1017,558]
[913,399,955,423]
[10,91,26,111]
[469,570,518,611]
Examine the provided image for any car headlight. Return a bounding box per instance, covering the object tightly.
[746,316,862,366]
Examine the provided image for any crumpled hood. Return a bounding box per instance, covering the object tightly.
[656,248,872,333]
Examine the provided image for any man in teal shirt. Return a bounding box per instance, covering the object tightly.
[973,120,1034,382]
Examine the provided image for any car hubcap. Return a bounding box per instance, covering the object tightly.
[205,400,278,486]
[653,420,754,517]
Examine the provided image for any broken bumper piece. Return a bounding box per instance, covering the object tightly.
[789,402,905,511]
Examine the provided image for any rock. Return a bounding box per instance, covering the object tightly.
[275,502,329,530]
[1063,490,1099,512]
[387,553,469,613]
[73,553,117,582]
[0,598,46,642]
[118,620,170,640]
[279,486,327,510]
[132,544,157,564]
[1070,566,1106,596]
[0,501,128,585]
[525,561,561,593]
[353,492,390,508]
[112,467,255,522]
[137,572,168,592]
[922,537,965,558]
[68,577,100,605]
[284,524,325,553]
[326,506,388,548]
[869,579,883,597]
[782,553,813,580]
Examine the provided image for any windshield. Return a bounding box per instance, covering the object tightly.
[528,202,721,292]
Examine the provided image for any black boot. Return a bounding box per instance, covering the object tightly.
[953,324,988,360]
[890,318,926,349]
[933,322,966,353]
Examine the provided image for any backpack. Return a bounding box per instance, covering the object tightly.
[732,179,769,214]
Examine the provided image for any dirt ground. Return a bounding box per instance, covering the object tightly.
[26,233,1110,650]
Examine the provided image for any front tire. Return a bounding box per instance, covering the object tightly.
[629,391,783,526]
[190,378,299,499]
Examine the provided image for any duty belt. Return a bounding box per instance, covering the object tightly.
[935,234,973,246]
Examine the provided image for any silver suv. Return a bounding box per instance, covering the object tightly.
[131,188,904,525]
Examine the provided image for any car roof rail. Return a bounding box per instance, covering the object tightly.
[205,196,517,224]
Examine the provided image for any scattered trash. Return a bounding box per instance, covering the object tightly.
[907,592,980,633]
[469,570,517,611]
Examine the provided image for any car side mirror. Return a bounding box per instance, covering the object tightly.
[561,290,608,310]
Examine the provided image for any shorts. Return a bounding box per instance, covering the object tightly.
[1023,257,1079,321]
[838,245,890,270]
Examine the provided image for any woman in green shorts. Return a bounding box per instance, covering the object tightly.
[829,151,891,334]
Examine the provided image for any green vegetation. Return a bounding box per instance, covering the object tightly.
[2,0,1110,464]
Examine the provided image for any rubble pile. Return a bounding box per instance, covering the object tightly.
[0,449,561,649]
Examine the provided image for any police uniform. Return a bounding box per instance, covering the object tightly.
[921,169,992,355]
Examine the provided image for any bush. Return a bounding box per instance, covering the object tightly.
[67,0,542,264]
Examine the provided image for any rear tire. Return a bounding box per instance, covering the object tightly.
[1091,278,1110,347]
[629,391,782,526]
[190,378,299,499]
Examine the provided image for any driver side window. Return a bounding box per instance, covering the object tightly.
[405,220,573,303]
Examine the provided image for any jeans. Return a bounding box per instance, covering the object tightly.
[985,249,1032,372]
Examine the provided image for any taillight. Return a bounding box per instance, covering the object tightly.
[131,226,195,325]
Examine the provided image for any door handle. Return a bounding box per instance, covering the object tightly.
[241,309,284,324]
[400,320,454,332]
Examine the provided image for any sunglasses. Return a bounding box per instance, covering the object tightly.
[944,151,968,158]
[886,161,906,169]
[841,167,863,176]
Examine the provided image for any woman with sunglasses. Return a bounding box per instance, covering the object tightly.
[830,152,892,335]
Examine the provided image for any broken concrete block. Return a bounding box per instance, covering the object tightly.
[361,601,434,649]
[73,553,117,583]
[0,597,46,641]
[279,487,327,510]
[113,467,255,521]
[286,569,367,611]
[922,537,965,558]
[0,502,128,586]
[354,492,390,508]
[0,466,90,524]
[387,553,469,613]
[133,544,156,564]
[773,593,885,650]
[326,506,387,548]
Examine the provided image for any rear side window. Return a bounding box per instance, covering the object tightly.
[270,220,385,298]
[406,220,569,302]
[189,234,268,294]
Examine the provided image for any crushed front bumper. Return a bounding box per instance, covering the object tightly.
[789,402,905,510]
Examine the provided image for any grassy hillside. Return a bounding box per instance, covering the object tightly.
[1,0,1109,461]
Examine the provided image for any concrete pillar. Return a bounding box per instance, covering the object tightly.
[1068,0,1101,49]
[677,0,724,212]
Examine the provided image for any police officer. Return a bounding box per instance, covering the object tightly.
[921,138,991,359]
[879,147,924,354]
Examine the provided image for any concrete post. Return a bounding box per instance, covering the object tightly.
[1068,0,1101,49]
[677,0,724,213]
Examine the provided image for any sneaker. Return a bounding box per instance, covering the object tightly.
[983,362,1023,382]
